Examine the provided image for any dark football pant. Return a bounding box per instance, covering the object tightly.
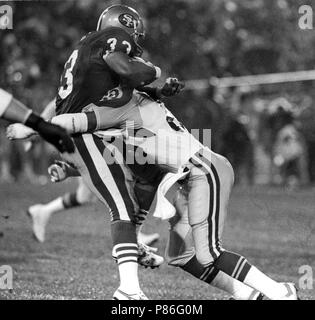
[62,133,141,266]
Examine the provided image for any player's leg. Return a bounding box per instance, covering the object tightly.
[188,148,298,300]
[27,178,93,242]
[63,133,145,299]
[133,173,161,246]
[165,184,263,300]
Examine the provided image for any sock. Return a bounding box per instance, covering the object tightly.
[111,221,140,294]
[43,196,64,215]
[211,270,261,300]
[214,251,287,300]
[181,255,260,300]
[242,266,287,300]
[62,192,81,209]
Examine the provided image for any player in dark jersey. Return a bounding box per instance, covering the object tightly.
[54,5,163,300]
[55,27,159,115]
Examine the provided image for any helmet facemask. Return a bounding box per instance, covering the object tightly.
[131,20,145,57]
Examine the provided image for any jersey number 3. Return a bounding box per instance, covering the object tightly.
[58,49,78,99]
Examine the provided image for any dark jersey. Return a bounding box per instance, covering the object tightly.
[56,27,139,115]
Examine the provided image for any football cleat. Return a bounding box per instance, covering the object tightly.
[26,204,51,243]
[112,242,164,269]
[229,292,266,300]
[113,288,148,300]
[137,242,164,269]
[137,232,160,246]
[279,283,300,300]
[256,293,266,300]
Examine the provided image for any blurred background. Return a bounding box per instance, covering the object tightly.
[1,0,315,188]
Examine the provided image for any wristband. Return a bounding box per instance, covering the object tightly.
[24,112,42,130]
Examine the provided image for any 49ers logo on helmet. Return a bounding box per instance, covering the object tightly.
[119,13,137,28]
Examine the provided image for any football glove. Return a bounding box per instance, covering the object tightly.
[25,113,75,153]
[133,209,149,225]
[161,77,185,97]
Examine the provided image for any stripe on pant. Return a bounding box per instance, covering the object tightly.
[92,135,136,221]
[192,152,221,258]
[73,134,129,221]
[199,152,222,254]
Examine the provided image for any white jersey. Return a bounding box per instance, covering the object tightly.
[94,91,202,172]
[125,92,202,172]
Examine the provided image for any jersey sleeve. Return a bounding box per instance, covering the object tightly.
[101,27,137,58]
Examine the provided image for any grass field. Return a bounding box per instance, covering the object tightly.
[0,180,314,300]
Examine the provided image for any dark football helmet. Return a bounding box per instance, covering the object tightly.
[96,5,145,56]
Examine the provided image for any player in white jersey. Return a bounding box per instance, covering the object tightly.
[53,83,299,300]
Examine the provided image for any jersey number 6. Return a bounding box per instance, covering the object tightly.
[58,49,78,99]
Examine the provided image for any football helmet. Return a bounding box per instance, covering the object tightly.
[96,5,145,56]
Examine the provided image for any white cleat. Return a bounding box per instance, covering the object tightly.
[279,283,299,300]
[26,204,51,243]
[112,243,164,269]
[113,288,149,300]
[137,232,160,246]
[137,242,164,269]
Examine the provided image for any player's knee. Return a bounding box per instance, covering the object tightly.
[195,250,215,267]
[166,249,195,267]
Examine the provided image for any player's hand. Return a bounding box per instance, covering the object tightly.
[48,160,69,182]
[6,123,36,140]
[37,120,75,153]
[161,77,185,97]
[134,209,149,225]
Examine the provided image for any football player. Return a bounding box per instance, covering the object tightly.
[7,98,159,247]
[0,88,74,153]
[42,4,167,300]
[53,6,298,300]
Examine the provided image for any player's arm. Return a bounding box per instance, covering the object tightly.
[6,98,57,140]
[137,78,185,100]
[104,53,161,87]
[0,89,74,153]
[50,78,186,134]
[40,98,57,120]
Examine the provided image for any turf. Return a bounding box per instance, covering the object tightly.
[0,180,314,300]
